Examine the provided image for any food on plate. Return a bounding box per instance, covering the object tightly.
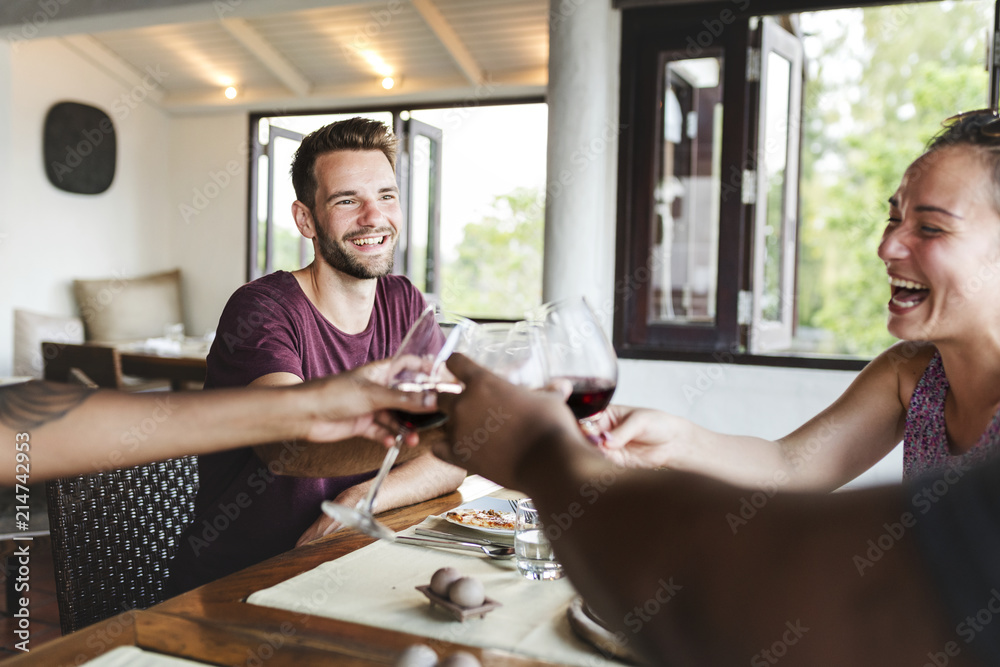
[448,576,485,608]
[430,566,462,597]
[394,643,438,667]
[445,508,515,531]
[439,651,482,667]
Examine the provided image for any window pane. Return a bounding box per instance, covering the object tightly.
[794,0,992,356]
[761,51,791,323]
[270,134,305,272]
[652,57,723,325]
[410,104,547,319]
[409,134,432,292]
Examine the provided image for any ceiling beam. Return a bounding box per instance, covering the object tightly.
[159,68,547,114]
[60,34,166,105]
[0,0,359,38]
[410,0,483,86]
[219,18,312,97]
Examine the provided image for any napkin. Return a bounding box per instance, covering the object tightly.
[247,523,624,666]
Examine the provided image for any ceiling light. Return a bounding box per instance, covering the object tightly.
[381,77,395,90]
[224,86,239,99]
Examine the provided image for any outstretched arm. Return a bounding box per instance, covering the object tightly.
[434,354,966,666]
[250,362,431,476]
[595,342,932,491]
[0,364,434,485]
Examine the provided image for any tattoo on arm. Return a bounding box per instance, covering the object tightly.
[0,381,94,431]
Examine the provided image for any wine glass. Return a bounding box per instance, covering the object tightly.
[535,297,618,441]
[469,322,550,389]
[321,306,476,540]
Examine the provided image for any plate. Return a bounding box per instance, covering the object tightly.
[442,497,517,536]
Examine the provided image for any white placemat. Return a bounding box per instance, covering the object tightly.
[247,517,623,666]
[84,646,212,666]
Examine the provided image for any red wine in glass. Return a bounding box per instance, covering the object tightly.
[389,380,460,432]
[566,376,617,420]
[391,410,448,431]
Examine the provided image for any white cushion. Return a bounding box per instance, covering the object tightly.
[73,269,183,342]
[13,309,85,378]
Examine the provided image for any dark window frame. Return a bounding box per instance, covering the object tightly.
[613,0,1000,372]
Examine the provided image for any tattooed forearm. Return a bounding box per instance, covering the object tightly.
[0,381,95,431]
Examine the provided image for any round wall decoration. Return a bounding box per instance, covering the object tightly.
[43,101,117,195]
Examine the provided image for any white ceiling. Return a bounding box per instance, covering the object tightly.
[0,0,549,115]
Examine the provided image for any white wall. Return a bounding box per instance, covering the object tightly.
[166,114,248,338]
[617,358,903,488]
[0,37,173,376]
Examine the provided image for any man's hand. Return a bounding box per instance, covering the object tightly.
[434,354,580,489]
[296,361,431,447]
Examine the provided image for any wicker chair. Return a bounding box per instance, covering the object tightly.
[45,457,198,634]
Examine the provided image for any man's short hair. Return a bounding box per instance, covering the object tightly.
[290,117,398,209]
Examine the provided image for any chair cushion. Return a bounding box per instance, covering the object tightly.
[13,309,85,378]
[73,269,183,342]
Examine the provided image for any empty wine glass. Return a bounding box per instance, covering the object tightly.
[470,322,550,388]
[536,297,618,440]
[321,306,476,540]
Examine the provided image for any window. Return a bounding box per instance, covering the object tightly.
[615,0,999,368]
[248,102,548,319]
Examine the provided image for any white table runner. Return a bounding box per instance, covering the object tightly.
[85,646,211,666]
[247,516,623,666]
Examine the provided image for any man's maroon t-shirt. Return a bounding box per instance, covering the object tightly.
[169,270,426,594]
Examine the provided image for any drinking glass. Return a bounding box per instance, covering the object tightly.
[321,306,476,540]
[469,322,549,389]
[535,297,618,438]
[514,498,564,580]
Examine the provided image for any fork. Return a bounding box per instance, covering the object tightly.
[508,499,520,514]
[416,528,510,546]
[395,535,515,559]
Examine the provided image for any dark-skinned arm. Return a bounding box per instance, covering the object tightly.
[434,354,972,666]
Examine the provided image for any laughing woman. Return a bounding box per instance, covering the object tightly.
[598,110,1000,488]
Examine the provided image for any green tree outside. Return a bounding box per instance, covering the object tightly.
[439,187,544,318]
[797,1,990,356]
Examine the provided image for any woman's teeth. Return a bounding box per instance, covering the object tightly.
[889,276,928,290]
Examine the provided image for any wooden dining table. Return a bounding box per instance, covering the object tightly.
[114,338,210,391]
[5,476,597,667]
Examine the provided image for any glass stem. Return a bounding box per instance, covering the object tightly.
[355,432,404,513]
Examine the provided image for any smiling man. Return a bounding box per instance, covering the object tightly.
[169,118,465,594]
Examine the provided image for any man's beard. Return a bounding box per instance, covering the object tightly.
[315,224,396,279]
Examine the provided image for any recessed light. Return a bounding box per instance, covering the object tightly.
[224,86,239,99]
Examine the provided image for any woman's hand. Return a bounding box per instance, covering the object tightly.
[594,405,687,470]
